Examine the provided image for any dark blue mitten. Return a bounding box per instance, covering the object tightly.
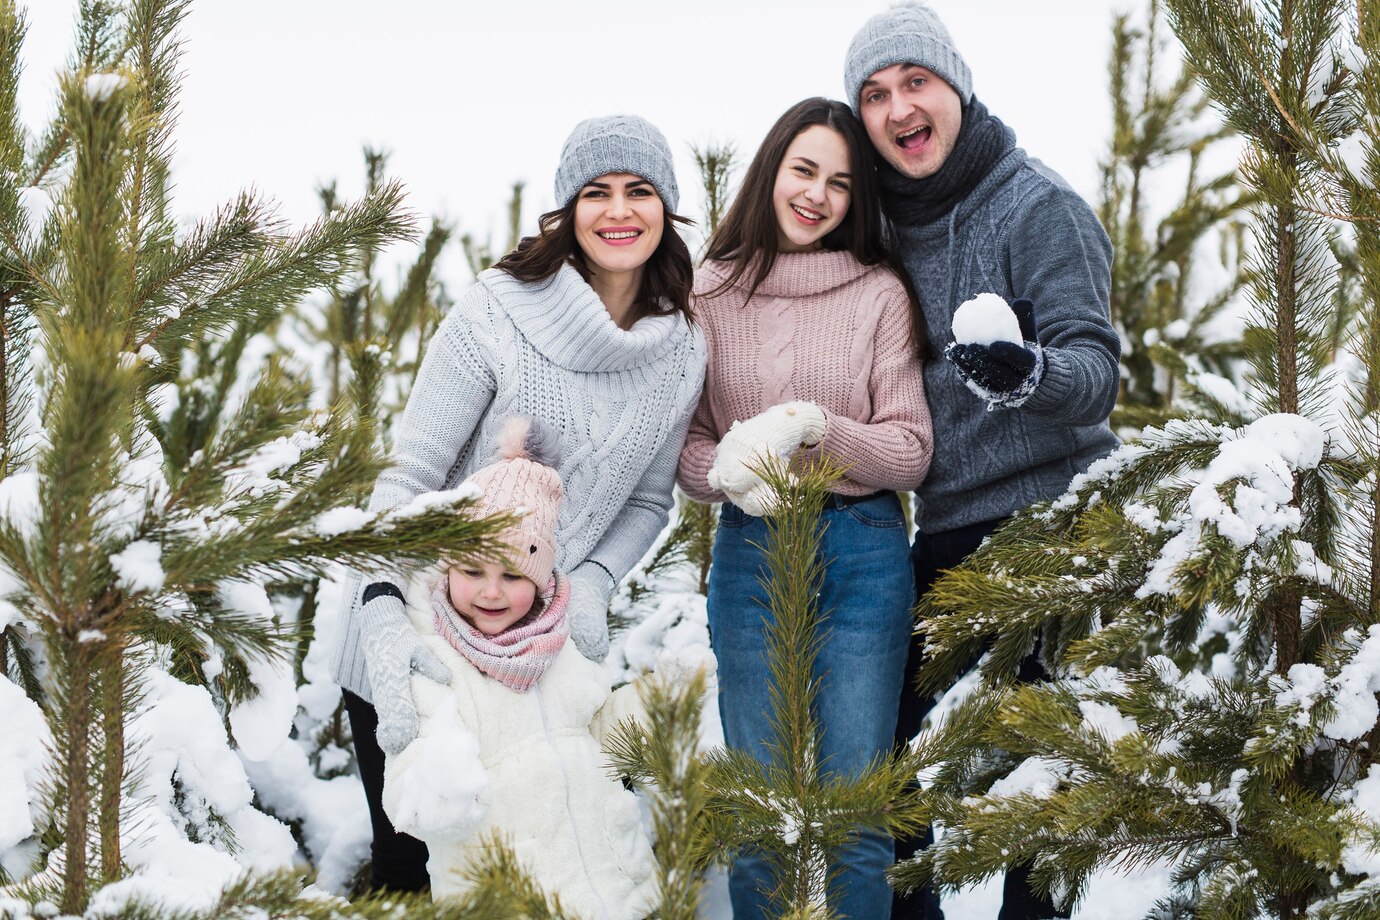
[946,299,1044,408]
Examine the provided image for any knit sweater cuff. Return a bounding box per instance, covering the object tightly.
[676,442,728,505]
[814,408,933,492]
[1018,346,1076,415]
[572,560,616,594]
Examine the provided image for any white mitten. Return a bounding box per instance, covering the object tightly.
[708,401,826,498]
[733,480,783,517]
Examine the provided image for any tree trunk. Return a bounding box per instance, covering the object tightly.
[1275,201,1299,416]
[99,643,124,883]
[60,640,94,914]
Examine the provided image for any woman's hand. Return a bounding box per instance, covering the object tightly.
[707,401,826,507]
[568,563,615,662]
[359,584,452,755]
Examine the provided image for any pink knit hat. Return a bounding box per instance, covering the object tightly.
[463,418,563,585]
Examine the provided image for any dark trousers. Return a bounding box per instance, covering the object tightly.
[891,519,1070,920]
[342,689,431,893]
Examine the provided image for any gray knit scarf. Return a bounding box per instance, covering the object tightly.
[878,97,1016,228]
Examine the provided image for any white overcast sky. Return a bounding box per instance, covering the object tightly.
[20,0,1137,285]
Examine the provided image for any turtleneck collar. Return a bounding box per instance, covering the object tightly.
[480,263,686,373]
[878,96,1019,229]
[698,249,873,302]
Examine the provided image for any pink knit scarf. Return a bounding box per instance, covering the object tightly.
[431,573,570,692]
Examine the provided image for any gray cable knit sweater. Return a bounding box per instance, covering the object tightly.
[891,147,1119,534]
[331,264,706,700]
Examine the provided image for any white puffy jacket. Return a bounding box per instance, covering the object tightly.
[382,575,656,918]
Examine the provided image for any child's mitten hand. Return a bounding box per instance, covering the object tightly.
[359,584,452,755]
[568,563,614,662]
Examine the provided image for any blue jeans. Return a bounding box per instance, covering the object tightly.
[708,492,915,920]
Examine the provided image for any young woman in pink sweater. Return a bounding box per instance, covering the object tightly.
[676,97,933,919]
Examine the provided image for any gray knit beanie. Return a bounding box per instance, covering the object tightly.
[552,114,679,213]
[844,2,973,113]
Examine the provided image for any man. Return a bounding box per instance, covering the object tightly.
[844,4,1120,919]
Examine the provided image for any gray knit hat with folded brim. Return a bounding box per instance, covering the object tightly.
[553,115,679,213]
[844,2,973,113]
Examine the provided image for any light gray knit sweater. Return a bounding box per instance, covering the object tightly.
[331,264,706,700]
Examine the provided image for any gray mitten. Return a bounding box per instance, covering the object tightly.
[567,563,615,662]
[359,584,452,755]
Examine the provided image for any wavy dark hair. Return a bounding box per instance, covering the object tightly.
[493,188,695,325]
[703,97,926,351]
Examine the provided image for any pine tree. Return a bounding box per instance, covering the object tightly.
[605,670,717,920]
[1101,0,1254,431]
[661,459,927,918]
[460,181,525,278]
[0,1,516,913]
[892,1,1380,917]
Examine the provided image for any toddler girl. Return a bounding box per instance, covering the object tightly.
[382,418,655,918]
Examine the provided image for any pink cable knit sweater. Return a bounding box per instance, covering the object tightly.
[678,249,933,500]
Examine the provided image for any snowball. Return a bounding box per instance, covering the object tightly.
[951,293,1023,346]
[110,539,165,593]
[382,703,490,842]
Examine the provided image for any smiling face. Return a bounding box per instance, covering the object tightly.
[858,63,963,180]
[772,125,853,253]
[572,172,666,286]
[447,560,539,637]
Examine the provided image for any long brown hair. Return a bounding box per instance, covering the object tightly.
[493,191,696,325]
[703,97,926,351]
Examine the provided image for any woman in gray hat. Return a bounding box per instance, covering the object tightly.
[331,114,706,894]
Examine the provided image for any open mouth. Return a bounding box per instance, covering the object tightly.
[596,227,643,245]
[790,203,824,225]
[473,605,509,617]
[897,125,932,151]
